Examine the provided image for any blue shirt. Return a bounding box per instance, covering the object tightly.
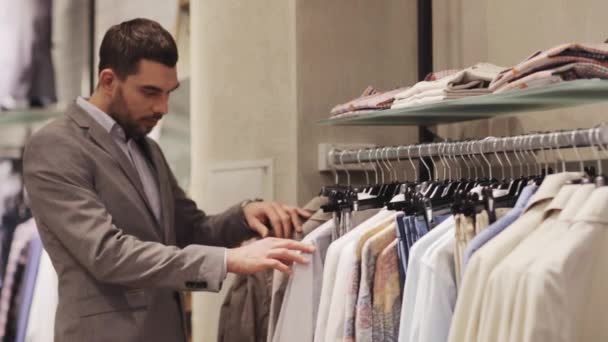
[461,184,538,273]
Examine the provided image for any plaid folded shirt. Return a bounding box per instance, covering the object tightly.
[489,42,608,91]
[495,62,608,93]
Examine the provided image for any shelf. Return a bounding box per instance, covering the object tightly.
[319,79,608,126]
[0,108,63,126]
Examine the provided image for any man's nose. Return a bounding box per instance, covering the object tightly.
[152,96,169,115]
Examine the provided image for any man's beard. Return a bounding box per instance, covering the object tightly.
[108,88,145,140]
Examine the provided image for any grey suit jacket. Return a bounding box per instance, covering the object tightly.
[23,103,255,342]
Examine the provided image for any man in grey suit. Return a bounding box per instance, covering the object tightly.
[23,18,314,342]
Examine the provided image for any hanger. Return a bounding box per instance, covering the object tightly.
[356,148,370,191]
[394,145,413,198]
[591,126,607,186]
[368,148,383,196]
[503,136,525,199]
[407,144,418,184]
[553,132,567,173]
[419,144,433,195]
[569,129,591,184]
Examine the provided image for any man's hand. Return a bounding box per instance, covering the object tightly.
[226,238,315,275]
[243,201,312,239]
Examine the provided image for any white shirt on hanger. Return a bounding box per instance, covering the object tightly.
[273,219,334,342]
[399,216,455,342]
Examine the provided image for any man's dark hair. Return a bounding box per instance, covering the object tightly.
[98,18,178,79]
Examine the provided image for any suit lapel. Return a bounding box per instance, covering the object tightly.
[139,139,175,245]
[66,104,163,238]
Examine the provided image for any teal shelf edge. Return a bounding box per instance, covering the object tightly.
[0,109,63,126]
[319,79,608,126]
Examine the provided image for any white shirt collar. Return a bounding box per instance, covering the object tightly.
[76,97,128,141]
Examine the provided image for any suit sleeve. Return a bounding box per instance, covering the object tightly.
[24,131,227,292]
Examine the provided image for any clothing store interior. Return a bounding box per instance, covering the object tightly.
[2,0,608,341]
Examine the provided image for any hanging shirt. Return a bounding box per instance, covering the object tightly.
[418,230,457,342]
[267,196,330,342]
[354,225,396,342]
[272,219,334,342]
[462,184,538,273]
[454,208,511,289]
[476,183,582,342]
[408,227,454,342]
[508,186,608,342]
[330,209,383,342]
[447,172,582,342]
[314,210,393,342]
[399,216,455,342]
[506,184,596,342]
[372,239,401,342]
[323,213,396,342]
[395,213,408,287]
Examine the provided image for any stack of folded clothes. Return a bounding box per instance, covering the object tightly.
[328,42,608,119]
[390,63,505,109]
[491,43,608,93]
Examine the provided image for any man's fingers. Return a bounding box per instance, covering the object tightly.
[272,202,292,239]
[264,259,291,274]
[273,239,316,253]
[264,206,284,238]
[296,207,312,219]
[285,206,304,233]
[268,248,310,265]
[250,219,270,238]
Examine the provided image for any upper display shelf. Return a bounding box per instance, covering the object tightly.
[319,79,608,126]
[0,109,62,126]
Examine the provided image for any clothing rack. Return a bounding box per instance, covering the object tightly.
[328,125,608,166]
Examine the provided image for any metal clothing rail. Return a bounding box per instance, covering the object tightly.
[328,125,608,166]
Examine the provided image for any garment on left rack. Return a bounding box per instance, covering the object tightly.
[0,0,56,108]
[24,249,57,342]
[0,218,37,341]
[14,235,42,342]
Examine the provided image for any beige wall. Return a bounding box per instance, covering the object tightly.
[433,0,608,141]
[189,0,298,207]
[295,0,419,204]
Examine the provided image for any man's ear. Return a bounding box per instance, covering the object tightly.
[97,69,119,96]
